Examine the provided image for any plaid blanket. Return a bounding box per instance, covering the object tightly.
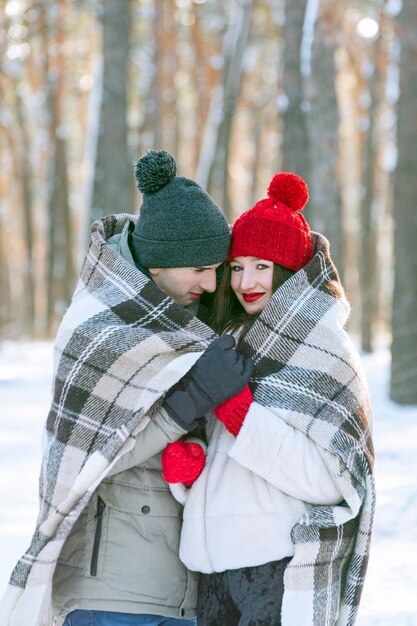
[0,214,215,626]
[239,233,375,626]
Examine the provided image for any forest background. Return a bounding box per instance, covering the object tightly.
[1,0,416,405]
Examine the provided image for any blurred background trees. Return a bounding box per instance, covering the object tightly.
[390,0,417,404]
[0,0,416,403]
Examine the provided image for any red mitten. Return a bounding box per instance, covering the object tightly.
[162,441,206,487]
[214,385,253,437]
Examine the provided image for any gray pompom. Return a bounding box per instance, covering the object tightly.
[135,150,177,194]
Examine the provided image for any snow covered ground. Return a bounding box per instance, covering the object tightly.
[0,340,416,625]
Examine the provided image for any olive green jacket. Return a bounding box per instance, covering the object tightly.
[52,221,198,621]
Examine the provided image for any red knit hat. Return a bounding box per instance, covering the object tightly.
[229,172,314,271]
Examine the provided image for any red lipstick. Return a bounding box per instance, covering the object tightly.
[242,292,264,303]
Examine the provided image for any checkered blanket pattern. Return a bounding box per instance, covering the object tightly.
[242,233,375,626]
[0,214,215,626]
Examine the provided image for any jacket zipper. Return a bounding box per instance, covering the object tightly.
[90,496,105,576]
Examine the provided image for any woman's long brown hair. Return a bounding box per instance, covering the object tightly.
[209,262,295,343]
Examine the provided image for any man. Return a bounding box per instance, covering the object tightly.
[0,151,252,626]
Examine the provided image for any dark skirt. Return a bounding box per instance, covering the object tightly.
[197,557,290,626]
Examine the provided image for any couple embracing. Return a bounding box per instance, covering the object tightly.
[0,151,375,626]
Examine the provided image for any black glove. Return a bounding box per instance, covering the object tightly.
[163,335,253,431]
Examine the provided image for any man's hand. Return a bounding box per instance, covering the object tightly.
[163,335,253,431]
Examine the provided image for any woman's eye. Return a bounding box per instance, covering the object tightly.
[231,265,242,272]
[256,264,268,270]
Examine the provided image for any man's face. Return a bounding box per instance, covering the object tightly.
[149,263,222,306]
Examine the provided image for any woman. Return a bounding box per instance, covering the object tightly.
[162,173,375,626]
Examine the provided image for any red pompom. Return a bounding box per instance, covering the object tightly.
[267,172,309,212]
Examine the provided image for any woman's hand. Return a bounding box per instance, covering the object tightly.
[214,385,253,437]
[162,440,206,487]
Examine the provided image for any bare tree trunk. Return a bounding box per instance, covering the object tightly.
[163,0,178,157]
[281,0,309,182]
[90,0,132,222]
[46,137,74,330]
[359,11,389,353]
[195,85,224,190]
[14,86,36,336]
[250,114,263,207]
[390,1,417,404]
[151,0,164,149]
[131,0,165,174]
[2,5,36,336]
[38,0,75,335]
[204,0,254,219]
[190,6,221,175]
[0,219,12,337]
[305,0,347,279]
[80,54,102,266]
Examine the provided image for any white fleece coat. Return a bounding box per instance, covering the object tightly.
[179,400,344,574]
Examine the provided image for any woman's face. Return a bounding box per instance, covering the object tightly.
[230,256,274,315]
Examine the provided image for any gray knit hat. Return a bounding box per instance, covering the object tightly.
[131,150,231,268]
